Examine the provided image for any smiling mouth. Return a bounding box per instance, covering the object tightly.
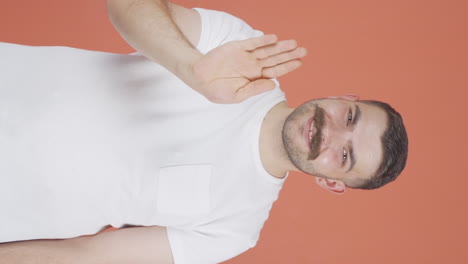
[305,104,326,160]
[304,117,316,151]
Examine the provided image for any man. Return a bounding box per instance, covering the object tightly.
[0,0,408,263]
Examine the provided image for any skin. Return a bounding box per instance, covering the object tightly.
[260,96,388,193]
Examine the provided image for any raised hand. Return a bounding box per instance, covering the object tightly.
[189,35,307,104]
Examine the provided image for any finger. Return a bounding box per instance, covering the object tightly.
[234,79,276,103]
[251,39,298,59]
[238,34,278,51]
[259,47,307,68]
[262,59,303,78]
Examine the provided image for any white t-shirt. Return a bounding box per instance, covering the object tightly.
[0,8,287,264]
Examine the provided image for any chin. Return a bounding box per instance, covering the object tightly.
[282,127,316,175]
[282,101,319,174]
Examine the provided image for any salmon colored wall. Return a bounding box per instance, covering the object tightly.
[2,0,467,263]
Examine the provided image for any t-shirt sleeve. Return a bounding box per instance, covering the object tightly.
[166,226,254,264]
[194,8,264,54]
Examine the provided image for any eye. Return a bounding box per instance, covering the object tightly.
[342,149,348,166]
[346,109,353,126]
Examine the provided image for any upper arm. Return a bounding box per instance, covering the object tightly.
[168,2,201,48]
[79,225,173,264]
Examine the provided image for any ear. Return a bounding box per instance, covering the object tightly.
[327,95,359,101]
[315,177,347,194]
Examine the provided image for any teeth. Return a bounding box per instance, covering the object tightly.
[309,129,313,143]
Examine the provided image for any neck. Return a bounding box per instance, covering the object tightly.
[259,101,297,178]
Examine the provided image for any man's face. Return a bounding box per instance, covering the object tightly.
[282,98,387,187]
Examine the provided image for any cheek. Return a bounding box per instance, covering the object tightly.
[315,153,337,171]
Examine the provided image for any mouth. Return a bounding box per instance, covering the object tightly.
[304,117,316,151]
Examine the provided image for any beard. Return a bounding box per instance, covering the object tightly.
[307,105,325,160]
[281,100,326,175]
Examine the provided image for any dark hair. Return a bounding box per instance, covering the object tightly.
[352,100,408,190]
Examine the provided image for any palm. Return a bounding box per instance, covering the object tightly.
[191,35,307,104]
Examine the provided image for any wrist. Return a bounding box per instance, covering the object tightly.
[173,48,204,89]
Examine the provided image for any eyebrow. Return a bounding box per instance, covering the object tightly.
[346,104,361,172]
[352,104,361,127]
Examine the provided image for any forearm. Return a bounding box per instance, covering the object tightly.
[106,0,201,84]
[0,239,82,264]
[0,226,174,264]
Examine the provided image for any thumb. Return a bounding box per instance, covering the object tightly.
[235,79,276,102]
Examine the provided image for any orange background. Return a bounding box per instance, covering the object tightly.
[1,0,467,263]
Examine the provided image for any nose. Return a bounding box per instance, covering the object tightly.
[320,115,351,152]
